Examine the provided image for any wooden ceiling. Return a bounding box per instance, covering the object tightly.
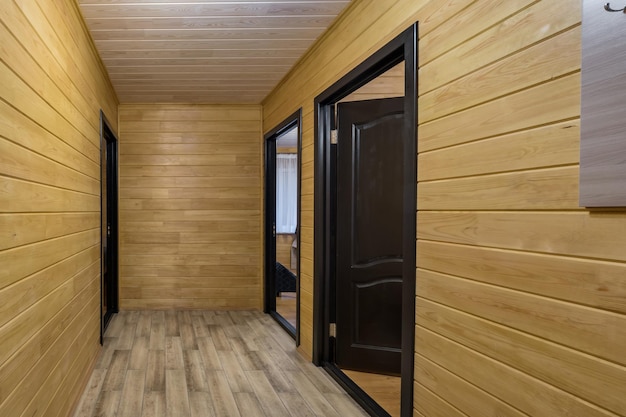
[77,0,351,103]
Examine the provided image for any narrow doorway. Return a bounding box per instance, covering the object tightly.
[100,111,119,342]
[264,110,302,341]
[313,25,417,417]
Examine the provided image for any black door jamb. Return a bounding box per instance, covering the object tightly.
[264,109,303,344]
[100,110,119,344]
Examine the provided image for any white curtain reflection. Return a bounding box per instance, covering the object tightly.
[276,154,297,233]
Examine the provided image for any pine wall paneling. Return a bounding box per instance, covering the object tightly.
[0,0,118,416]
[262,0,626,415]
[118,104,263,310]
[76,0,351,104]
[276,234,296,273]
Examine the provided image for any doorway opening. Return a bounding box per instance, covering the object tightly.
[264,109,302,342]
[313,24,417,417]
[100,111,119,343]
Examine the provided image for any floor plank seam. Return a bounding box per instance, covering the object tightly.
[72,310,369,417]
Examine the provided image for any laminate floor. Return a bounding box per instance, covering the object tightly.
[72,310,368,417]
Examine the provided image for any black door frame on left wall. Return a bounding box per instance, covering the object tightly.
[264,109,302,343]
[100,110,119,344]
[313,24,417,417]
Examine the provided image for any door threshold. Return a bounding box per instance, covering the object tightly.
[323,362,391,417]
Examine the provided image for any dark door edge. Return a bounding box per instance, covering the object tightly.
[263,136,277,316]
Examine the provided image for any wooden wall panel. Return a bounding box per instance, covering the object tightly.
[0,2,118,417]
[420,72,581,152]
[341,63,404,102]
[262,0,626,415]
[276,234,296,272]
[414,353,527,417]
[415,327,613,417]
[416,297,626,415]
[118,104,263,310]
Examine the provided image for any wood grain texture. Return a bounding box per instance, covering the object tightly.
[417,269,626,367]
[419,166,580,210]
[415,327,615,417]
[418,121,580,181]
[418,211,626,262]
[419,26,582,123]
[414,353,527,417]
[0,1,117,417]
[72,310,368,417]
[263,0,626,416]
[76,0,351,103]
[2,1,622,416]
[119,104,263,310]
[418,240,626,314]
[419,0,581,94]
[420,72,581,152]
[416,297,626,416]
[341,62,404,103]
[261,0,483,363]
[276,233,296,271]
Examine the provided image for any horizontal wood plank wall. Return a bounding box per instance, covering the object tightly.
[277,234,296,273]
[118,104,263,310]
[341,62,404,102]
[0,1,118,417]
[263,0,626,416]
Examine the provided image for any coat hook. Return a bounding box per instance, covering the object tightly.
[604,2,626,12]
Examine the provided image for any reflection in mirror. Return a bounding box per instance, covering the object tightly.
[275,126,298,329]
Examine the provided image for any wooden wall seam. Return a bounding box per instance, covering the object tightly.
[0,0,118,416]
[118,104,263,310]
[262,0,626,415]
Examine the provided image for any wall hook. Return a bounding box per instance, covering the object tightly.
[604,2,626,12]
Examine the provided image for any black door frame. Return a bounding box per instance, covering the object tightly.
[100,110,119,344]
[264,109,302,343]
[312,24,417,417]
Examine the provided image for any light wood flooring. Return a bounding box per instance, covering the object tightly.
[272,295,400,416]
[72,310,368,417]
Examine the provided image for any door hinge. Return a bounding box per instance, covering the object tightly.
[329,322,337,338]
[330,130,338,145]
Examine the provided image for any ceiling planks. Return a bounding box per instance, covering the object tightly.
[77,0,351,103]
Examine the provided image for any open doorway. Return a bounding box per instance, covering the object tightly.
[313,25,417,417]
[336,62,405,417]
[100,111,119,343]
[264,110,302,341]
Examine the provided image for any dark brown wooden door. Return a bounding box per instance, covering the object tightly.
[335,97,404,375]
[101,140,109,325]
[101,121,118,340]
